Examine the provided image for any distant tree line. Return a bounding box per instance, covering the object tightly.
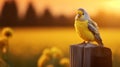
[0,1,74,27]
[0,1,120,28]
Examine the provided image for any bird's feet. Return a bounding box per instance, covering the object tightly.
[81,41,86,44]
[87,41,92,44]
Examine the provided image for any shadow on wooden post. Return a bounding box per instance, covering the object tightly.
[70,43,112,67]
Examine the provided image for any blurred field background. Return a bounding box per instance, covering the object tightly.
[0,0,120,67]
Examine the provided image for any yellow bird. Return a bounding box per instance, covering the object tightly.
[74,8,103,46]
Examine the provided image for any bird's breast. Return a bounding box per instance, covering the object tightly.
[74,20,88,31]
[74,20,95,41]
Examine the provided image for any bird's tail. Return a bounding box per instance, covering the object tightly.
[95,34,104,47]
[97,41,104,47]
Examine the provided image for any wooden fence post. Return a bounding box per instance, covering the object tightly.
[70,43,112,67]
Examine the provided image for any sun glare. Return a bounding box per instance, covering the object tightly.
[102,0,120,14]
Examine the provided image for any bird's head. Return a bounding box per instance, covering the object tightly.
[77,8,84,16]
[75,8,90,20]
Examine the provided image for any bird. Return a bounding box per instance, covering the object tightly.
[74,8,103,46]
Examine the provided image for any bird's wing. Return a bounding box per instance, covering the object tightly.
[88,19,99,30]
[88,20,99,34]
[88,20,103,45]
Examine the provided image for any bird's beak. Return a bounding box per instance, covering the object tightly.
[75,14,80,20]
[77,14,80,18]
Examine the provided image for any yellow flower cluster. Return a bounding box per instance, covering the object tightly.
[1,27,13,38]
[38,47,69,67]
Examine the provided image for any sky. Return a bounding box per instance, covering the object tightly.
[0,0,120,17]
